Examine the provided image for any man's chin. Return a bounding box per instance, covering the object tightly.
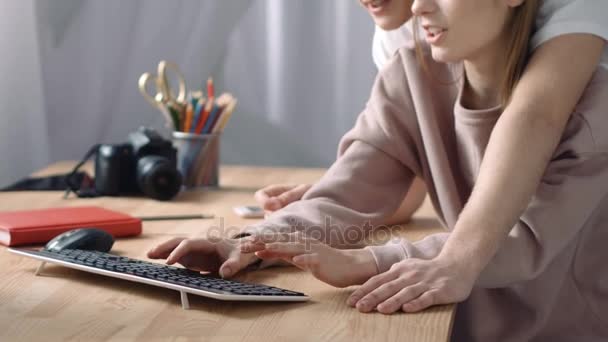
[374,18,406,31]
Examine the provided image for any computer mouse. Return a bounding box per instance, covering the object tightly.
[45,228,114,253]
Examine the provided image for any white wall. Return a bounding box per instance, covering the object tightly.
[0,0,377,187]
[0,0,50,186]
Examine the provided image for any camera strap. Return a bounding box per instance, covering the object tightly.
[63,144,101,199]
[0,172,90,192]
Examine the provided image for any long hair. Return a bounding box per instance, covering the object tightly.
[413,1,540,109]
[499,0,539,107]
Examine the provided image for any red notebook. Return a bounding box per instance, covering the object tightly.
[0,206,142,247]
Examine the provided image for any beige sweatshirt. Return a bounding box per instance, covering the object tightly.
[245,47,608,341]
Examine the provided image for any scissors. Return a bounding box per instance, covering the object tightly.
[138,60,187,129]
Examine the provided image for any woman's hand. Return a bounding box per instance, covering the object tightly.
[241,232,378,288]
[347,255,478,314]
[254,184,313,212]
[147,236,259,278]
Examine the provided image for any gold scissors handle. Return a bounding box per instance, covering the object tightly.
[138,72,176,129]
[157,60,186,106]
[138,61,187,130]
[138,72,164,110]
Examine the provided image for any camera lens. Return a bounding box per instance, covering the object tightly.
[136,156,182,201]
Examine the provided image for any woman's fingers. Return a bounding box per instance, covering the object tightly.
[240,237,283,254]
[239,233,267,252]
[219,247,257,278]
[255,184,297,210]
[401,290,439,313]
[345,257,475,314]
[255,184,294,199]
[376,284,426,314]
[147,237,186,259]
[166,238,215,265]
[347,271,398,308]
[291,253,320,271]
[275,184,311,208]
[254,184,311,211]
[253,240,315,259]
[242,231,305,248]
[177,253,219,272]
[292,253,320,266]
[354,278,409,313]
[240,239,267,253]
[265,254,319,271]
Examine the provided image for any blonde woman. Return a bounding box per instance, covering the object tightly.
[238,0,608,340]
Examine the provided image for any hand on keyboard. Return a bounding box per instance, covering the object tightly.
[147,236,259,278]
[241,232,378,288]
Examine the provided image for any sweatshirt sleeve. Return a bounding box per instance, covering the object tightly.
[365,233,450,273]
[532,0,608,50]
[242,54,423,249]
[365,70,608,283]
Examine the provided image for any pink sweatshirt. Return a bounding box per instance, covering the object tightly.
[245,47,608,341]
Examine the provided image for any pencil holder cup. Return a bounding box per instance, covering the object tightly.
[172,132,220,188]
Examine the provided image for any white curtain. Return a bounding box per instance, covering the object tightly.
[220,0,377,167]
[0,0,50,186]
[0,0,377,186]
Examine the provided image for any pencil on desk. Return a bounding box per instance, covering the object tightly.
[138,214,214,221]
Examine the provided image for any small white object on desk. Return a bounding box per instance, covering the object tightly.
[233,206,265,219]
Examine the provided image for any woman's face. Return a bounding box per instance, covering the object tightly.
[411,0,516,63]
[359,0,413,30]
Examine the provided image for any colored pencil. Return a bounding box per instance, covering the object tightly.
[195,97,214,134]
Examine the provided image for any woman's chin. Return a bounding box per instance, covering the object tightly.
[430,48,458,64]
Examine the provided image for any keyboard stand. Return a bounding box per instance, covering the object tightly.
[181,291,190,310]
[34,261,46,276]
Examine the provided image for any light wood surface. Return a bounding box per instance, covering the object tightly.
[0,162,454,342]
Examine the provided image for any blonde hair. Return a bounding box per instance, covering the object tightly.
[500,0,539,107]
[413,1,540,109]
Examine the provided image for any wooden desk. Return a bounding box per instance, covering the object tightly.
[0,162,454,341]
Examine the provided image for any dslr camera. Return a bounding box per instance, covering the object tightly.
[93,127,182,200]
